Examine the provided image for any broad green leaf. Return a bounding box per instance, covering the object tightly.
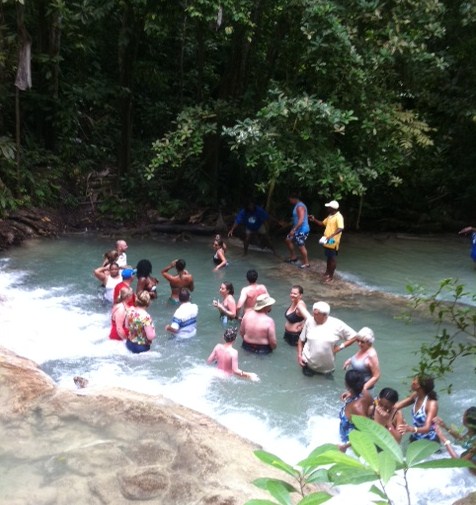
[369,484,387,499]
[266,480,293,505]
[303,449,367,469]
[405,440,440,467]
[349,430,379,472]
[377,450,396,484]
[254,450,299,478]
[301,444,341,465]
[298,491,333,505]
[305,469,330,484]
[352,416,404,464]
[412,458,476,470]
[253,478,297,494]
[328,463,379,485]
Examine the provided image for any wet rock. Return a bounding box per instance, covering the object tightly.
[454,492,476,505]
[117,465,170,500]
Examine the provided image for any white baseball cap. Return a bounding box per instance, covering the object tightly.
[325,200,339,210]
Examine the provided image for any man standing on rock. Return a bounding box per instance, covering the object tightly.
[240,294,277,354]
[161,259,194,304]
[284,193,310,269]
[310,200,344,282]
[297,301,356,376]
[236,269,268,319]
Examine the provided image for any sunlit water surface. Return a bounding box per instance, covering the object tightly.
[0,233,474,504]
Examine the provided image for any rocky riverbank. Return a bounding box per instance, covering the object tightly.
[0,346,289,505]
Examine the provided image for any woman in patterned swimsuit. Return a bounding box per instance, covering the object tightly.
[396,375,439,442]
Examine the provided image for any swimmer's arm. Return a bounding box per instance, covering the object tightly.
[207,346,218,364]
[145,324,156,342]
[395,393,417,411]
[165,323,178,334]
[115,310,128,340]
[268,321,277,350]
[93,266,108,282]
[297,301,312,321]
[213,250,228,271]
[236,288,247,316]
[363,353,380,390]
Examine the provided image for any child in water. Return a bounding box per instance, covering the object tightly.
[207,327,259,381]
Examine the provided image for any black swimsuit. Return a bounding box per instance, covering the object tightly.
[283,306,305,346]
[285,306,305,324]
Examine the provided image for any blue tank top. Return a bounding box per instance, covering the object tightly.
[292,202,310,234]
[339,394,361,443]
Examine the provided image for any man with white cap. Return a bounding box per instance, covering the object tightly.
[239,293,277,354]
[309,200,344,282]
[297,301,356,376]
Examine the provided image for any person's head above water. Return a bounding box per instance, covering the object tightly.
[178,288,190,303]
[175,259,186,272]
[224,327,238,343]
[246,269,258,283]
[136,259,152,278]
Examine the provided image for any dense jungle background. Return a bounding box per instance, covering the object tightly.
[0,0,475,231]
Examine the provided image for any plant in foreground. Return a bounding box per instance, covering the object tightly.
[245,416,474,505]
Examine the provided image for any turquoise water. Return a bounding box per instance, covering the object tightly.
[0,232,474,504]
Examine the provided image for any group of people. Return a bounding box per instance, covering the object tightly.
[93,231,475,471]
[228,194,345,282]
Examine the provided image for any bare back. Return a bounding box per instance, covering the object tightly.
[207,343,238,374]
[167,272,194,299]
[238,283,268,313]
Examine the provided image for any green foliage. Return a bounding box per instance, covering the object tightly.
[404,279,476,392]
[246,416,475,505]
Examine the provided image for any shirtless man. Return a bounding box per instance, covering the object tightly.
[161,259,194,303]
[236,269,268,319]
[239,293,277,354]
[207,328,259,380]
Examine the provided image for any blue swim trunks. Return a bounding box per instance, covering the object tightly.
[287,232,309,247]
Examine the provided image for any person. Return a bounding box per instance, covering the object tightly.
[212,238,228,271]
[207,327,259,381]
[116,240,129,268]
[458,226,476,262]
[228,201,275,255]
[239,293,277,354]
[109,287,133,341]
[343,327,380,391]
[113,268,136,306]
[93,262,122,304]
[283,285,311,346]
[396,375,439,442]
[297,301,357,376]
[369,388,405,443]
[214,234,228,252]
[309,200,344,282]
[136,259,159,300]
[339,370,373,450]
[236,269,268,319]
[284,193,310,268]
[161,259,194,304]
[434,407,476,474]
[125,291,156,353]
[102,249,119,269]
[165,288,198,339]
[212,282,236,327]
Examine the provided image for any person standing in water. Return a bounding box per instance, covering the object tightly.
[283,285,311,346]
[397,375,439,442]
[240,293,277,354]
[125,291,156,353]
[212,238,228,271]
[236,269,268,319]
[309,200,344,282]
[207,327,259,381]
[161,259,194,304]
[284,193,310,268]
[212,282,236,327]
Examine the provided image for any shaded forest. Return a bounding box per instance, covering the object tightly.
[0,0,475,230]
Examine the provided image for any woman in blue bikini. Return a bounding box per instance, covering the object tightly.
[396,375,439,442]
